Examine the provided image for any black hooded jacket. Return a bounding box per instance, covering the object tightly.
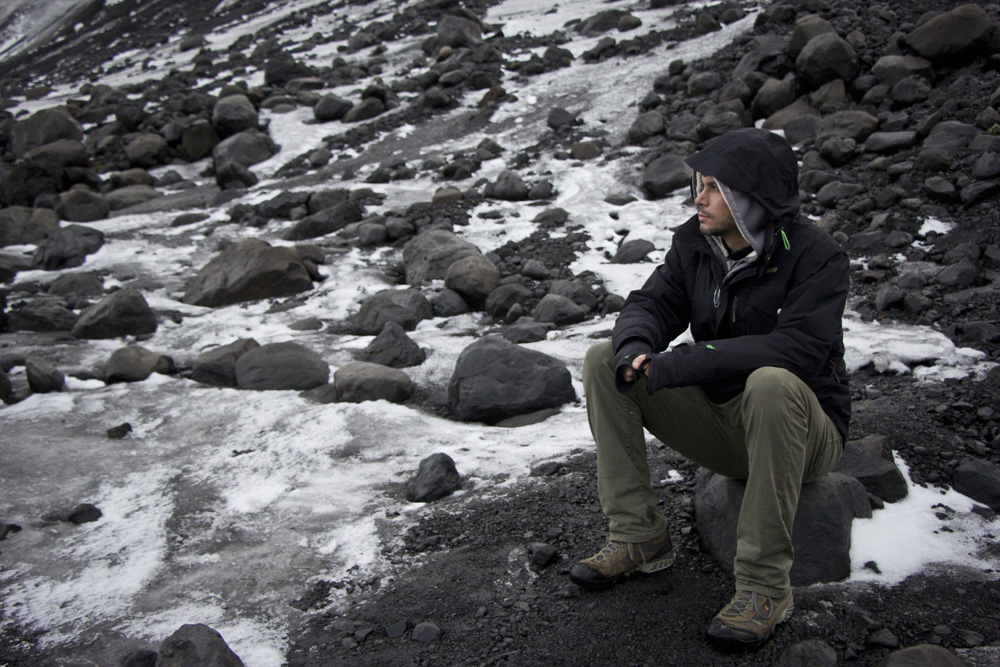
[611,129,851,442]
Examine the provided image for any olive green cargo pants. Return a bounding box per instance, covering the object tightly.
[583,341,843,597]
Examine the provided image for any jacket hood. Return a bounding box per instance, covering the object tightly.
[684,128,800,229]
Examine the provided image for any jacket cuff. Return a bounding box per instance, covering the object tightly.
[645,350,676,393]
[612,339,653,393]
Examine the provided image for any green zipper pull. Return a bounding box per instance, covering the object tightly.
[780,229,790,250]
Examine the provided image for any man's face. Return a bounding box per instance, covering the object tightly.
[694,174,737,238]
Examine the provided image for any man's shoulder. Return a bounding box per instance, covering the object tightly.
[787,215,845,257]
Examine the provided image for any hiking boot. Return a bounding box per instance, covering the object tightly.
[568,530,674,590]
[705,589,794,648]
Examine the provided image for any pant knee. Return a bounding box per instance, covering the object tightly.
[744,366,799,396]
[742,367,807,412]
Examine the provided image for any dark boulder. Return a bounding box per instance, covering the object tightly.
[7,299,77,331]
[953,459,1000,511]
[11,107,83,158]
[106,185,162,210]
[834,435,908,503]
[211,95,259,138]
[876,644,968,667]
[612,239,655,264]
[406,452,461,502]
[25,357,65,393]
[314,94,352,122]
[179,120,220,162]
[904,4,994,63]
[448,336,576,423]
[71,289,158,339]
[642,154,690,198]
[0,206,59,247]
[352,288,432,335]
[156,623,244,667]
[485,283,532,321]
[283,200,364,241]
[124,133,169,168]
[234,342,329,391]
[105,344,172,383]
[444,253,500,309]
[191,338,261,387]
[355,321,425,368]
[212,130,278,169]
[533,294,589,326]
[334,361,413,403]
[437,15,482,48]
[795,32,859,89]
[55,188,111,223]
[184,239,314,307]
[403,229,480,286]
[32,224,104,270]
[695,470,871,586]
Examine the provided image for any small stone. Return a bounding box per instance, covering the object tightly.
[528,542,558,568]
[867,628,899,648]
[107,422,133,439]
[411,622,442,643]
[0,523,22,541]
[385,620,408,638]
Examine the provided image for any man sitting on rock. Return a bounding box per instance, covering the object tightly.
[570,128,851,648]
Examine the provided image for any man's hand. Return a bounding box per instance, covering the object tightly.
[622,354,650,383]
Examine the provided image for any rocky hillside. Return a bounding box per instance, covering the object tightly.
[1,0,1000,665]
